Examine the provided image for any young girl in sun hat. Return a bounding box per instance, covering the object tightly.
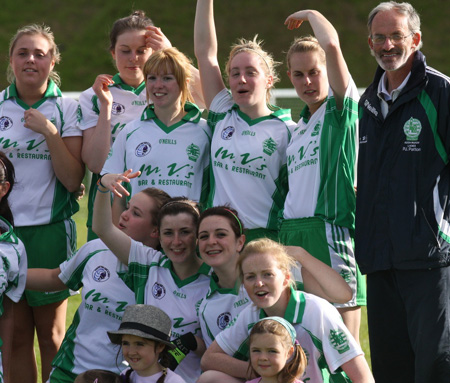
[107,304,186,383]
[246,317,307,383]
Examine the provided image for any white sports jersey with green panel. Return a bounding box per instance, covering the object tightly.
[102,102,211,202]
[0,81,81,226]
[207,89,294,230]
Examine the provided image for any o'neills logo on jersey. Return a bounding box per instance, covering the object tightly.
[112,102,125,115]
[0,116,13,131]
[152,282,166,299]
[92,266,110,282]
[186,143,200,162]
[136,142,151,157]
[221,126,235,140]
[403,117,422,141]
[217,312,232,330]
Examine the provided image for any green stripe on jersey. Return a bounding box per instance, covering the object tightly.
[418,90,448,164]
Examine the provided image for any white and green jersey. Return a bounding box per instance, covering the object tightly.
[0,81,81,226]
[51,239,135,377]
[0,217,27,310]
[283,79,359,229]
[197,276,250,348]
[0,218,26,383]
[119,239,212,383]
[207,89,293,230]
[79,74,148,228]
[79,74,147,139]
[103,102,211,203]
[215,287,362,383]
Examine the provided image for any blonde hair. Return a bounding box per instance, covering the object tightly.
[286,36,326,72]
[7,24,61,86]
[225,36,280,103]
[237,238,295,286]
[143,47,194,107]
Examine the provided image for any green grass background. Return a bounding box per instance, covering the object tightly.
[33,176,371,382]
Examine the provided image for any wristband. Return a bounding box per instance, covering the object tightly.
[96,179,109,193]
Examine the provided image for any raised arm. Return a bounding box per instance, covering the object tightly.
[26,268,66,292]
[285,10,349,108]
[194,0,226,109]
[285,245,352,304]
[81,74,114,174]
[92,170,140,265]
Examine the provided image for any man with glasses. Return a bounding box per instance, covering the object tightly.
[356,2,450,382]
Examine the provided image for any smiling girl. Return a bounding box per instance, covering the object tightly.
[196,207,352,348]
[246,317,306,383]
[93,170,211,383]
[279,10,365,342]
[107,304,186,383]
[1,24,84,383]
[26,187,170,383]
[79,11,172,241]
[194,0,295,242]
[101,48,210,207]
[199,238,374,383]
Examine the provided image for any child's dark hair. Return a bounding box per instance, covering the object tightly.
[120,340,171,383]
[109,10,154,51]
[74,369,121,383]
[0,151,15,226]
[197,206,245,238]
[248,319,307,383]
[158,197,200,229]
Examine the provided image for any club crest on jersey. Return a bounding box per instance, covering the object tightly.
[0,116,13,131]
[403,117,422,141]
[217,312,232,330]
[221,126,235,140]
[112,102,125,115]
[152,282,166,299]
[186,143,200,162]
[136,142,151,157]
[262,137,277,156]
[92,266,110,282]
[329,329,350,354]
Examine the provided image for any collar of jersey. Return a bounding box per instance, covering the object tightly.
[231,103,292,126]
[159,255,212,288]
[140,101,201,133]
[5,80,61,110]
[206,272,241,298]
[258,284,305,324]
[111,74,146,95]
[299,97,327,123]
[0,216,19,244]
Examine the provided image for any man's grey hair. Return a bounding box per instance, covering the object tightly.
[368,2,422,50]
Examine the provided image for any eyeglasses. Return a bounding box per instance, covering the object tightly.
[371,32,414,45]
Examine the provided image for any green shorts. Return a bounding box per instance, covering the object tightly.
[16,219,76,306]
[279,217,366,307]
[244,228,278,244]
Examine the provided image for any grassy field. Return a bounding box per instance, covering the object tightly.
[33,179,371,382]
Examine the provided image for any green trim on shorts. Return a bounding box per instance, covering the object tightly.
[279,217,366,307]
[49,366,77,383]
[16,220,75,306]
[244,228,278,244]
